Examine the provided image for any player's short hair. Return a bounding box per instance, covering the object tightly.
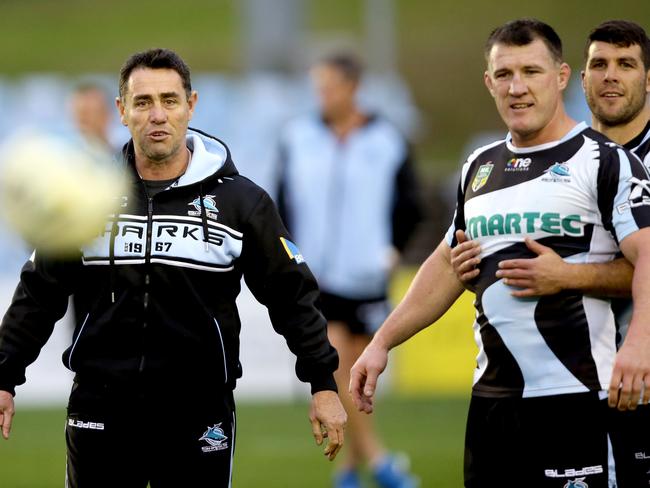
[318,52,364,83]
[485,18,563,64]
[119,48,192,100]
[585,20,650,71]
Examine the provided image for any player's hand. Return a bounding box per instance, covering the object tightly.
[496,238,567,297]
[309,390,347,461]
[450,230,481,284]
[349,343,388,414]
[608,331,650,411]
[0,390,15,440]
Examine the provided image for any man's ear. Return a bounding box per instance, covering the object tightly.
[558,62,571,91]
[116,97,127,126]
[484,71,496,98]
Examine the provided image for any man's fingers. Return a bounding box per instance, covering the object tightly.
[455,229,468,244]
[1,411,12,440]
[617,374,634,411]
[524,237,551,255]
[498,259,531,271]
[460,269,480,282]
[362,369,378,398]
[510,288,537,298]
[323,426,343,461]
[642,377,650,405]
[609,370,622,408]
[310,417,323,446]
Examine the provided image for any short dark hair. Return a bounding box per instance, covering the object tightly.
[119,48,192,100]
[585,20,650,71]
[319,52,364,83]
[485,18,563,64]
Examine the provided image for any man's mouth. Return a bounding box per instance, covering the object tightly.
[510,102,533,110]
[601,92,623,98]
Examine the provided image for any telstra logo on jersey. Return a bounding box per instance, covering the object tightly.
[505,157,532,172]
[472,162,494,192]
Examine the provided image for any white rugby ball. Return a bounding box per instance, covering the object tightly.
[0,132,129,256]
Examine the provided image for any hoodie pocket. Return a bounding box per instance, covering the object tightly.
[66,313,91,372]
[212,317,229,384]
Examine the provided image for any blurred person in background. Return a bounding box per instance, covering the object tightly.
[277,53,421,488]
[351,18,650,487]
[450,19,650,486]
[68,82,115,153]
[0,48,347,488]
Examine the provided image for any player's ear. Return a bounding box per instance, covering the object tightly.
[484,71,496,97]
[558,62,571,91]
[645,68,650,94]
[116,97,128,126]
[580,69,586,93]
[187,91,198,120]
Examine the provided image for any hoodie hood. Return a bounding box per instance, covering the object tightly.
[121,127,239,186]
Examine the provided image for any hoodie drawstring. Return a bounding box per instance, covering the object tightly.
[109,213,119,303]
[199,183,210,252]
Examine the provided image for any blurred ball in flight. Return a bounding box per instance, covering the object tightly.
[0,131,129,256]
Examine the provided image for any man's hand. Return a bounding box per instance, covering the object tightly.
[450,230,481,284]
[349,343,388,414]
[309,390,347,461]
[608,332,650,411]
[0,390,15,440]
[496,238,567,297]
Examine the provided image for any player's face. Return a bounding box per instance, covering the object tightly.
[485,39,571,146]
[117,68,197,164]
[311,64,357,119]
[582,41,650,127]
[71,89,111,141]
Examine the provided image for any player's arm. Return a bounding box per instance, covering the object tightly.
[0,252,77,440]
[451,230,632,298]
[350,240,465,413]
[241,190,346,460]
[611,227,650,410]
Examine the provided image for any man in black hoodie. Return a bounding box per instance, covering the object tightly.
[0,48,346,488]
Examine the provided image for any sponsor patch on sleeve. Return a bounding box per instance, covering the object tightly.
[280,237,305,264]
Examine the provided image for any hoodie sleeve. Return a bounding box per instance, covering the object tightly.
[391,145,423,252]
[241,190,338,394]
[0,252,77,395]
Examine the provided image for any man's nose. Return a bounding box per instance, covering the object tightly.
[149,103,167,123]
[508,73,528,96]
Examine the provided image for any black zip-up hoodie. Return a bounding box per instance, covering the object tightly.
[0,129,338,396]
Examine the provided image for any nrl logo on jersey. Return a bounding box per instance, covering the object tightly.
[542,162,571,182]
[199,423,229,452]
[471,162,494,192]
[188,195,219,220]
[617,177,650,214]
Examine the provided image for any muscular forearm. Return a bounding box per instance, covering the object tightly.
[372,240,465,351]
[562,258,632,297]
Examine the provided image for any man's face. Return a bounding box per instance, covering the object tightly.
[117,68,196,164]
[311,64,357,119]
[70,89,111,141]
[484,38,570,146]
[582,41,650,127]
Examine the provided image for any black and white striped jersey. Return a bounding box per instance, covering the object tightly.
[626,119,650,168]
[445,122,650,398]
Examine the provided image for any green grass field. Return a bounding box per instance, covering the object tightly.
[0,395,469,487]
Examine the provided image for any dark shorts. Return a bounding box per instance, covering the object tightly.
[65,380,236,488]
[319,291,391,336]
[464,392,650,488]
